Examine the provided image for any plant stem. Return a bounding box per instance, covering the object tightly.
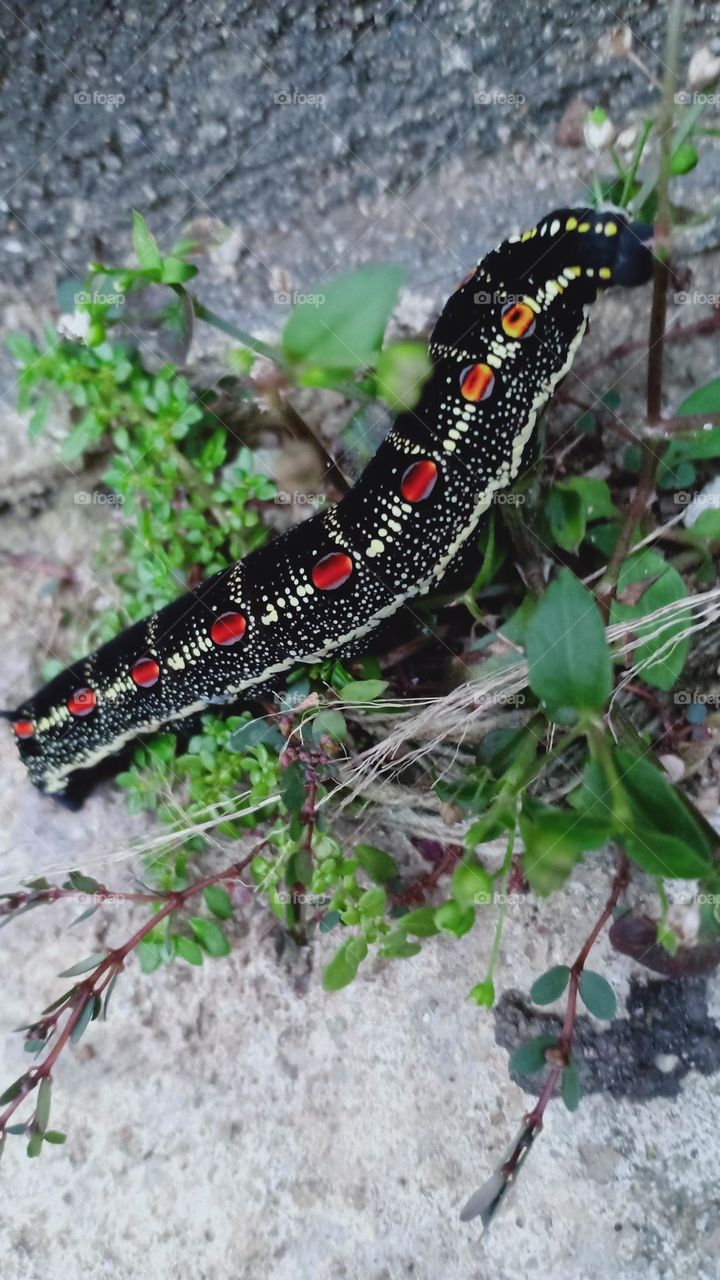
[191,299,280,363]
[0,842,265,1137]
[595,0,683,622]
[619,118,654,207]
[501,850,629,1175]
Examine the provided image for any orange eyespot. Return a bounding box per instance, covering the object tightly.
[459,363,495,402]
[210,612,247,646]
[400,460,438,503]
[311,552,353,591]
[501,301,536,339]
[13,719,34,739]
[131,656,161,688]
[67,688,96,717]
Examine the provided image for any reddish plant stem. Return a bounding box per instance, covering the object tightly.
[0,843,264,1136]
[649,411,720,433]
[390,843,464,908]
[501,852,630,1178]
[0,884,162,922]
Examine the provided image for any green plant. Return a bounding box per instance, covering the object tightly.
[2,1,720,1232]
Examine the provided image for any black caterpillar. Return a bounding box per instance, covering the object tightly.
[7,208,653,800]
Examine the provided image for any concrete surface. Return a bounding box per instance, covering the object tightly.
[1,2,720,1278]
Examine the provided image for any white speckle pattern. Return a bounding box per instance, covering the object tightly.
[12,206,652,795]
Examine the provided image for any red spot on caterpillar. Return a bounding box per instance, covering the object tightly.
[13,719,34,739]
[131,656,160,688]
[401,460,438,503]
[501,301,536,339]
[459,363,495,402]
[311,552,353,591]
[67,688,97,717]
[210,611,247,646]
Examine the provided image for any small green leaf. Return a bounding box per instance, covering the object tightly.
[530,964,571,1005]
[319,910,341,933]
[227,718,284,752]
[35,1078,51,1134]
[189,918,231,957]
[355,844,397,884]
[509,1034,557,1076]
[469,979,495,1007]
[657,921,679,955]
[66,870,100,894]
[311,709,347,743]
[544,484,585,553]
[26,1131,44,1159]
[609,549,690,690]
[451,858,493,909]
[322,937,368,991]
[70,996,97,1044]
[203,885,233,920]
[669,142,698,175]
[379,932,422,959]
[525,569,611,722]
[58,951,106,978]
[520,796,609,896]
[687,510,720,541]
[397,907,439,937]
[102,972,120,1020]
[434,900,475,938]
[375,340,432,411]
[42,989,76,1016]
[132,211,162,271]
[174,935,205,966]
[561,1057,582,1111]
[159,257,198,284]
[559,476,617,521]
[282,265,403,371]
[677,378,720,417]
[578,970,617,1019]
[337,679,389,704]
[358,886,387,917]
[137,940,163,974]
[615,748,715,879]
[43,1131,67,1145]
[279,760,306,814]
[0,1075,26,1106]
